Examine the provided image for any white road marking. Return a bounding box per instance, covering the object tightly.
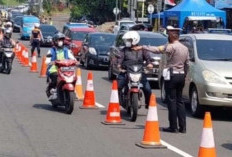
[161,140,194,157]
[95,102,105,108]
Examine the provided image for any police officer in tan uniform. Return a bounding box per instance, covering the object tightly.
[134,26,189,133]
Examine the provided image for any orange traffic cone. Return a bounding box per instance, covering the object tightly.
[30,52,38,73]
[23,49,30,67]
[102,80,124,125]
[136,94,166,149]
[80,72,98,109]
[198,112,217,157]
[39,56,47,78]
[75,68,84,100]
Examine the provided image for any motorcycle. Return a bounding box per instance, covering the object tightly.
[46,59,77,114]
[119,60,144,122]
[0,44,15,74]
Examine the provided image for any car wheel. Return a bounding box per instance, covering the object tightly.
[160,79,167,103]
[190,86,204,117]
[108,65,116,80]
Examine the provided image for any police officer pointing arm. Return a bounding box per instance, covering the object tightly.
[134,26,189,133]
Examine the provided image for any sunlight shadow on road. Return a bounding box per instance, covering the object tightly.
[222,143,232,151]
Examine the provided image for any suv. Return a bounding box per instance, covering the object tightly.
[113,19,135,34]
[108,31,167,85]
[159,34,232,117]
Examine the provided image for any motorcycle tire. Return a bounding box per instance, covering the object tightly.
[64,91,74,114]
[6,61,12,74]
[130,93,138,122]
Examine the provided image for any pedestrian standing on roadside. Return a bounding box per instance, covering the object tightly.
[134,26,189,133]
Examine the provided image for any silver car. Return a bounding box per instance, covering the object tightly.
[159,34,232,117]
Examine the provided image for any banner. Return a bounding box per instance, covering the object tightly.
[215,0,232,9]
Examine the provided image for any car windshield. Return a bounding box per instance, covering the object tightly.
[139,37,167,46]
[90,34,116,46]
[40,26,57,33]
[23,23,34,27]
[197,40,232,61]
[71,32,88,41]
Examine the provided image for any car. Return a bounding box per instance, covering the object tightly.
[9,11,23,21]
[113,19,136,34]
[12,16,23,33]
[118,24,135,34]
[64,27,96,57]
[62,22,89,34]
[40,24,58,46]
[20,15,40,40]
[79,32,116,69]
[108,31,168,84]
[159,34,232,117]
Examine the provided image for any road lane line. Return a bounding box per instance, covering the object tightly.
[95,102,105,108]
[161,140,194,157]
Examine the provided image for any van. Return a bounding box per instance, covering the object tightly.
[20,16,40,40]
[159,34,232,117]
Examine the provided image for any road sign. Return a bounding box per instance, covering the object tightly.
[113,7,120,15]
[147,4,154,14]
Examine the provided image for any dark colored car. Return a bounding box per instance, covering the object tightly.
[12,15,23,32]
[80,32,116,69]
[64,27,96,56]
[40,24,58,46]
[108,31,167,84]
[9,11,23,21]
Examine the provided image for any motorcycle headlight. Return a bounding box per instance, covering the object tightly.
[89,47,97,55]
[129,73,142,82]
[202,70,226,84]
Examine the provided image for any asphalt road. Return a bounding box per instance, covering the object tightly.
[0,15,231,157]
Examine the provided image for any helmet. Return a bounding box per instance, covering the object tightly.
[5,21,12,27]
[4,29,12,38]
[53,32,65,47]
[122,31,140,46]
[34,23,40,28]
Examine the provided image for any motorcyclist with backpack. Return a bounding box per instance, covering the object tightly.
[117,31,153,109]
[46,32,76,100]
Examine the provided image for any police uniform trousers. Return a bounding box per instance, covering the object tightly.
[165,73,186,130]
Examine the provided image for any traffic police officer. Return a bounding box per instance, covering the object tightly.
[135,26,189,133]
[30,23,42,57]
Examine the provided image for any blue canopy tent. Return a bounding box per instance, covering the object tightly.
[163,0,226,28]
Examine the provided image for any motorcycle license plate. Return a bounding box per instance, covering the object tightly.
[5,52,13,57]
[61,66,75,72]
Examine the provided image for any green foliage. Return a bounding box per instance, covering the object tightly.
[43,0,52,15]
[0,0,25,6]
[70,0,116,24]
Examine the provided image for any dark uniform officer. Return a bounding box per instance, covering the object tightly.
[30,23,42,57]
[138,26,189,133]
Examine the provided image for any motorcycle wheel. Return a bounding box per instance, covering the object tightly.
[6,61,12,74]
[130,93,138,122]
[63,91,74,114]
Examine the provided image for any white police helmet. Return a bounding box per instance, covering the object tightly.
[122,31,140,46]
[34,23,40,28]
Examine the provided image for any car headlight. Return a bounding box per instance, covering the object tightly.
[202,70,226,84]
[89,47,97,55]
[129,73,142,82]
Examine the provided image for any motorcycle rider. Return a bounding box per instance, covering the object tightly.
[0,29,15,72]
[3,21,13,33]
[30,23,42,57]
[46,32,76,100]
[117,31,153,109]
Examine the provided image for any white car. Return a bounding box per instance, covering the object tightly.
[113,19,135,34]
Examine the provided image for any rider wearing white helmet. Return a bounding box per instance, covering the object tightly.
[30,23,42,57]
[117,31,153,109]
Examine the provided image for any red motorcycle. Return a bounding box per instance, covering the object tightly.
[47,59,77,114]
